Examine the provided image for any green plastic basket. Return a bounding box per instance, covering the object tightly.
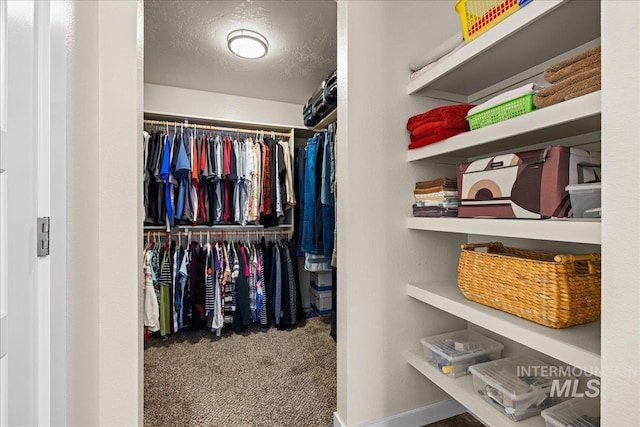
[466,92,536,130]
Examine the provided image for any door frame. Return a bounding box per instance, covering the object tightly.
[1,0,66,425]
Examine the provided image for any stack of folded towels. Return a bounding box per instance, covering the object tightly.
[534,46,601,108]
[413,177,458,217]
[406,104,475,149]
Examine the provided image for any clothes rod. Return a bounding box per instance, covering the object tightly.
[145,229,293,237]
[143,119,292,138]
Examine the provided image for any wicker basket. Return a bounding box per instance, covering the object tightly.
[457,242,601,328]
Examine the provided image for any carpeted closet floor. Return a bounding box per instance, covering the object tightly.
[144,315,483,427]
[144,315,337,427]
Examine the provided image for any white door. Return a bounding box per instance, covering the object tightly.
[0,1,9,425]
[0,1,64,425]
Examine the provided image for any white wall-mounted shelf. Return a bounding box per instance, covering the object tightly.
[311,108,337,131]
[407,217,601,245]
[406,0,600,101]
[406,349,545,427]
[407,91,601,164]
[407,282,601,375]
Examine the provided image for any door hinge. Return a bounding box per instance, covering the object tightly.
[37,216,50,257]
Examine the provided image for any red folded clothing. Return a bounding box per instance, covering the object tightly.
[408,127,467,149]
[411,120,468,140]
[406,104,475,131]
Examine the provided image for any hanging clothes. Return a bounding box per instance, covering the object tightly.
[143,245,160,333]
[142,124,296,228]
[297,124,337,267]
[142,235,302,338]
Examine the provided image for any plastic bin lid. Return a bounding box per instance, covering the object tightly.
[468,356,573,401]
[421,329,503,363]
[565,182,601,192]
[541,396,601,426]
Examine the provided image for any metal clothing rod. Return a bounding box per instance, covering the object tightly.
[147,230,291,236]
[145,229,292,240]
[143,119,292,138]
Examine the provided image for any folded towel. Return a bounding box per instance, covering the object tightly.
[415,191,459,200]
[412,205,458,217]
[407,104,475,131]
[415,187,457,195]
[412,120,468,140]
[409,41,465,81]
[534,67,601,108]
[415,177,457,190]
[409,33,464,72]
[467,83,541,116]
[415,199,459,208]
[544,46,601,84]
[408,127,467,150]
[545,55,600,84]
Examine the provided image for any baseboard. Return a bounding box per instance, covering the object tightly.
[333,399,466,427]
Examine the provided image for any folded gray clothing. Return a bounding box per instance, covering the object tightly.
[413,205,458,217]
[409,33,464,72]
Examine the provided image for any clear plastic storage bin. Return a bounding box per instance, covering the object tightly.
[541,397,601,427]
[468,356,574,421]
[566,183,601,218]
[420,329,504,378]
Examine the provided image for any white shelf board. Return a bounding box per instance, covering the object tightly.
[311,108,337,131]
[407,217,601,245]
[407,0,600,99]
[406,349,545,427]
[407,91,601,163]
[407,282,601,375]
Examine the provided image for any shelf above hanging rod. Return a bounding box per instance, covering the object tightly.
[143,119,292,138]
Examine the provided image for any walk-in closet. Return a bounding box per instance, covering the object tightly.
[9,1,629,426]
[141,2,338,426]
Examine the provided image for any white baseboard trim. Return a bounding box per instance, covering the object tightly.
[333,399,466,427]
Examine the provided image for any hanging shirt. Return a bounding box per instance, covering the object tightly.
[177,246,189,332]
[273,244,282,325]
[211,243,224,336]
[261,142,272,215]
[143,249,160,332]
[158,248,172,336]
[249,140,262,222]
[174,130,191,221]
[204,243,215,316]
[279,139,296,209]
[159,134,173,230]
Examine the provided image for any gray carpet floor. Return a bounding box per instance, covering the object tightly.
[144,317,482,427]
[144,316,337,427]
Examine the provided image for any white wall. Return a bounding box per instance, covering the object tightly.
[66,1,142,425]
[336,2,467,425]
[145,83,306,129]
[601,1,640,424]
[336,1,640,426]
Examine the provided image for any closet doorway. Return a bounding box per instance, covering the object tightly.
[141,2,338,426]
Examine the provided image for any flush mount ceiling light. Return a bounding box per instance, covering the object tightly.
[227,29,269,59]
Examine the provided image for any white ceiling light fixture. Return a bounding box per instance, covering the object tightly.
[227,29,269,59]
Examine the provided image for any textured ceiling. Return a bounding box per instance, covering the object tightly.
[144,0,337,105]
